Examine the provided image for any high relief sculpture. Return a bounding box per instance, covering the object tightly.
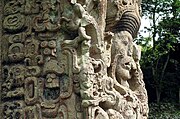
[0,0,148,118]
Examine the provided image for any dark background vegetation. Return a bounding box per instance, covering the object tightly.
[136,0,180,118]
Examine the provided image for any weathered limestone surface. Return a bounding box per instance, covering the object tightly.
[0,0,148,118]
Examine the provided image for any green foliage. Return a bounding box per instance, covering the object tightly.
[149,103,180,119]
[142,0,180,17]
[137,0,180,103]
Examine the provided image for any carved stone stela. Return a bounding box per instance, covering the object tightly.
[0,0,148,119]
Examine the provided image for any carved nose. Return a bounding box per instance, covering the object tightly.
[128,50,132,57]
[131,61,137,70]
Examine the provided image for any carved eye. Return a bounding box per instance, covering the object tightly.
[121,36,129,45]
[122,40,128,46]
[15,68,21,75]
[122,0,128,5]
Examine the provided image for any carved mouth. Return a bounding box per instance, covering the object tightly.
[121,57,132,71]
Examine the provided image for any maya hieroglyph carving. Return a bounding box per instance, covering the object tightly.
[0,0,148,118]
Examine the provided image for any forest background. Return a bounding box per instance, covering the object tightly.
[137,0,180,118]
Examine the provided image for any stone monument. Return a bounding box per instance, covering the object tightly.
[0,0,149,118]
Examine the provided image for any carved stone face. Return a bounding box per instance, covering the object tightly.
[45,73,59,88]
[112,31,135,87]
[116,56,132,81]
[112,31,133,59]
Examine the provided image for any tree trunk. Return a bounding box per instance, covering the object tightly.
[152,0,157,49]
[156,87,161,103]
[156,54,169,104]
[179,88,180,104]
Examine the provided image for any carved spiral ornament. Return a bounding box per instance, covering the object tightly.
[3,13,25,32]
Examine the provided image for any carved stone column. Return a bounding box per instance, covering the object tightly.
[0,0,148,118]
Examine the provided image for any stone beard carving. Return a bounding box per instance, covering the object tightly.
[0,0,148,119]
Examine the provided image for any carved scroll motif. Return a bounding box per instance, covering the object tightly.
[0,0,148,118]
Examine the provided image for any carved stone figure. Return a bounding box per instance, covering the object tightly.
[0,0,148,118]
